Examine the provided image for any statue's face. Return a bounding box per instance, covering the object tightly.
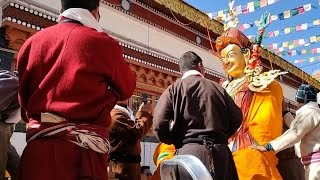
[220,44,248,79]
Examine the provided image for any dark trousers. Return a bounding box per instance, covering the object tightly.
[7,144,20,180]
[176,143,238,180]
[0,122,20,180]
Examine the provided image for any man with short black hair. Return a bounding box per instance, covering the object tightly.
[178,51,205,75]
[17,0,136,179]
[61,0,100,11]
[154,51,242,179]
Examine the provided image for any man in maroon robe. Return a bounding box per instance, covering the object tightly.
[16,0,136,179]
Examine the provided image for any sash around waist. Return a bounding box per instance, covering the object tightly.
[301,151,320,165]
[109,154,141,163]
[182,134,228,145]
[27,112,110,154]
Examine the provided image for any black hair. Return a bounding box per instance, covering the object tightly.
[179,51,203,72]
[61,0,100,11]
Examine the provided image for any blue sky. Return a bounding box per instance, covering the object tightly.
[184,0,320,75]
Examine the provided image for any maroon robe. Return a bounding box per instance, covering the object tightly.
[17,20,136,180]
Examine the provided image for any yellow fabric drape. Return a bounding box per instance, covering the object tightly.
[234,81,284,180]
[150,143,176,180]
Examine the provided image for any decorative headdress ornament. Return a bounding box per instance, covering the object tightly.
[216,1,287,92]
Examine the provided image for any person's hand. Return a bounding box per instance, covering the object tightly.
[248,145,267,152]
[282,99,287,112]
[139,101,153,114]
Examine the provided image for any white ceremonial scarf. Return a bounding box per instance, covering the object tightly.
[58,8,103,32]
[181,70,204,79]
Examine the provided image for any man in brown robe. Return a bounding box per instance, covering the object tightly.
[153,51,243,180]
[109,100,153,180]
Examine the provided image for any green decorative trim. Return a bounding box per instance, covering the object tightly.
[154,0,320,89]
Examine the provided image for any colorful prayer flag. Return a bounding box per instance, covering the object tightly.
[313,19,320,25]
[294,59,304,63]
[238,25,245,31]
[298,39,305,45]
[297,7,305,14]
[289,45,295,50]
[310,57,315,62]
[303,4,312,11]
[296,25,302,31]
[268,0,275,5]
[272,43,278,49]
[284,28,291,34]
[243,24,251,29]
[310,36,317,43]
[271,15,278,21]
[283,10,291,18]
[291,50,297,56]
[279,47,284,52]
[301,23,308,30]
[302,49,307,54]
[238,2,317,31]
[254,1,260,9]
[236,6,242,14]
[260,0,268,7]
[248,2,255,12]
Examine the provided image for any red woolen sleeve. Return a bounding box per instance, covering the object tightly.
[98,35,136,100]
[109,39,136,100]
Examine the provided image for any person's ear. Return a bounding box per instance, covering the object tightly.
[91,7,100,21]
[198,63,205,75]
[243,48,251,65]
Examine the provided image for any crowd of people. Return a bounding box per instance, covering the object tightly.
[1,0,320,180]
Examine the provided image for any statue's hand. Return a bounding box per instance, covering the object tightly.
[258,12,270,30]
[248,145,267,152]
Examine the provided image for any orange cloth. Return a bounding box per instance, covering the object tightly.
[234,81,283,180]
[153,143,175,167]
[247,81,283,145]
[150,143,175,180]
[233,149,282,180]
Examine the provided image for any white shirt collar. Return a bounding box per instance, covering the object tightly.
[296,101,319,115]
[181,70,204,80]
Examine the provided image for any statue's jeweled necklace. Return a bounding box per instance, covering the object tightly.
[225,76,246,99]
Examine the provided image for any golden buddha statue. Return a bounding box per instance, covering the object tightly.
[215,12,286,179]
